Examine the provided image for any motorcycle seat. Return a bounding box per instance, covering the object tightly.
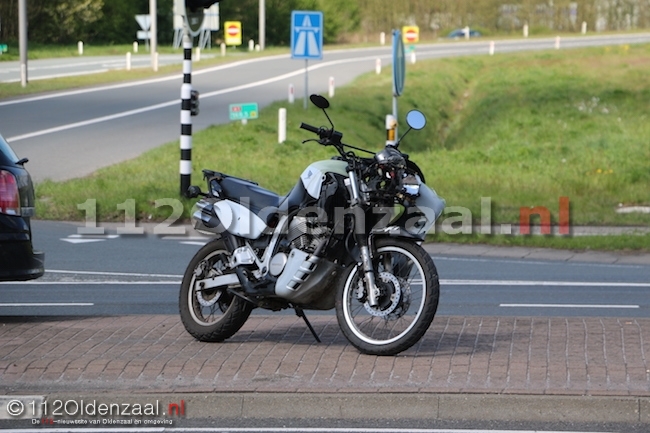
[219,176,282,213]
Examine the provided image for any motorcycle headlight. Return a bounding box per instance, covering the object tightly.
[401,173,421,197]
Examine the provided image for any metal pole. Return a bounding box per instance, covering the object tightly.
[18,0,28,87]
[304,59,308,109]
[150,0,158,71]
[180,31,193,196]
[392,95,398,139]
[259,0,265,50]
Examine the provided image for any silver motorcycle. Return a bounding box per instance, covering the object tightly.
[180,95,445,355]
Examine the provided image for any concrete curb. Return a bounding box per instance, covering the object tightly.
[5,393,642,424]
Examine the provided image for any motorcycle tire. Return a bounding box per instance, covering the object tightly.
[335,237,439,356]
[179,239,254,342]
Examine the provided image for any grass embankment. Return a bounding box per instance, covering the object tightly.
[34,44,650,251]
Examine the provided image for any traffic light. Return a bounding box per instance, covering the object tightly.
[190,90,200,116]
[185,0,222,13]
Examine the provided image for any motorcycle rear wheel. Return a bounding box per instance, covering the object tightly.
[179,239,253,342]
[335,238,439,356]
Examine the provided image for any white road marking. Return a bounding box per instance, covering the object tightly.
[4,54,390,143]
[433,255,650,270]
[440,279,650,287]
[500,303,640,309]
[0,281,180,285]
[0,303,93,307]
[0,69,109,83]
[0,54,290,108]
[46,269,182,278]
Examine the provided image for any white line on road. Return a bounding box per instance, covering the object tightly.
[433,255,650,270]
[0,303,93,307]
[4,54,389,143]
[500,303,640,309]
[46,269,182,278]
[440,279,650,287]
[0,281,180,285]
[0,54,290,108]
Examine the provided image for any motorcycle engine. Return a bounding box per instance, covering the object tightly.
[288,215,329,253]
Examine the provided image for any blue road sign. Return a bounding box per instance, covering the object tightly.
[392,29,405,97]
[291,11,323,60]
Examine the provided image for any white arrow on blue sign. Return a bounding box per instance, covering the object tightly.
[291,11,323,60]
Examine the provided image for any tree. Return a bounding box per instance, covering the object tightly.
[30,0,104,44]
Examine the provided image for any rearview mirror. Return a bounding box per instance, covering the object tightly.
[406,110,426,130]
[310,94,330,109]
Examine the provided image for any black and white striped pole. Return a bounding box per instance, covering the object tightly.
[180,32,193,196]
[180,0,221,196]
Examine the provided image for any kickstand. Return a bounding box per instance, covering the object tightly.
[294,306,321,343]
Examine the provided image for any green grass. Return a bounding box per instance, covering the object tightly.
[32,43,650,251]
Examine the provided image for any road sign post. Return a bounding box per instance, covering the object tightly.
[392,29,406,140]
[291,11,323,109]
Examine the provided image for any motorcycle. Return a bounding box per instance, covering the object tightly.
[180,95,446,356]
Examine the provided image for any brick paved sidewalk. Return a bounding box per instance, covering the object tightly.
[1,314,649,397]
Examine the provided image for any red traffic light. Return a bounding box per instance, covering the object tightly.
[185,0,221,13]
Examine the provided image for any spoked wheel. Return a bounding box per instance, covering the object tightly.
[335,238,439,356]
[179,239,253,342]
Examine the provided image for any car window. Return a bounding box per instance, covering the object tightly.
[0,135,19,164]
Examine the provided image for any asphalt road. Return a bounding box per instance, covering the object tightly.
[1,33,650,182]
[0,53,197,84]
[0,220,648,318]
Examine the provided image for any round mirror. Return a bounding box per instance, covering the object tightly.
[310,94,330,109]
[406,110,426,130]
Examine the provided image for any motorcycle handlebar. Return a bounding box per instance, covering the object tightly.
[300,122,321,135]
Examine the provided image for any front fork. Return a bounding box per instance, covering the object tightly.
[347,169,380,308]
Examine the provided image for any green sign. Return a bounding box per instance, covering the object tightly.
[229,103,259,121]
[0,44,7,53]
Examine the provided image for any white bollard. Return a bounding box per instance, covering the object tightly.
[380,32,386,46]
[221,43,226,57]
[78,41,84,55]
[410,51,416,64]
[555,36,561,49]
[523,24,529,38]
[489,41,495,56]
[249,39,254,51]
[255,44,261,51]
[581,21,587,34]
[464,26,470,40]
[126,52,132,71]
[375,58,381,74]
[278,108,287,144]
[133,41,139,53]
[153,52,159,72]
[196,47,201,61]
[288,84,295,104]
[328,77,335,98]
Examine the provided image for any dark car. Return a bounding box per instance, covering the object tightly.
[0,134,44,281]
[447,28,482,39]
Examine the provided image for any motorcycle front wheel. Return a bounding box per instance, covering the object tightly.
[179,239,253,342]
[335,238,439,356]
